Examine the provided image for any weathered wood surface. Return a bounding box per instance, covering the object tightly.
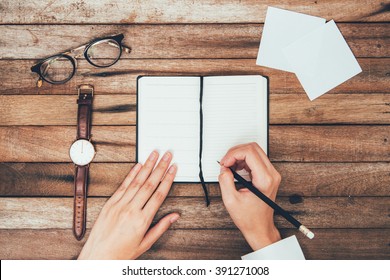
[0,58,388,96]
[1,162,390,197]
[270,125,390,162]
[0,126,388,162]
[0,229,389,260]
[0,197,389,229]
[1,93,390,125]
[0,126,135,162]
[1,0,388,24]
[1,24,389,59]
[1,0,389,260]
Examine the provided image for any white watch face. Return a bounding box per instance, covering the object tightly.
[69,139,95,166]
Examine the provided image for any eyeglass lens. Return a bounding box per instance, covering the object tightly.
[86,39,121,67]
[40,56,74,83]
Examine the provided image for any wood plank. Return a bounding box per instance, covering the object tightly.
[0,95,136,126]
[145,229,390,260]
[0,24,388,59]
[269,125,390,162]
[0,125,388,162]
[1,58,388,96]
[1,93,390,125]
[0,228,389,260]
[1,162,390,197]
[0,1,387,24]
[0,197,389,229]
[0,229,388,260]
[271,94,390,124]
[0,126,135,163]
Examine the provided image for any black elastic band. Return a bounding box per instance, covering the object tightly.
[198,76,210,206]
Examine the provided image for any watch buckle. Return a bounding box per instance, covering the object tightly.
[78,84,94,98]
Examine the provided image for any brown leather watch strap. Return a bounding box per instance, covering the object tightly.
[73,165,89,240]
[73,85,93,241]
[77,88,93,140]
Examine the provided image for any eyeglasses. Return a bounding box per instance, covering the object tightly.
[31,34,131,87]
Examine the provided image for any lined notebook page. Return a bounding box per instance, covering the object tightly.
[201,75,268,181]
[137,77,200,182]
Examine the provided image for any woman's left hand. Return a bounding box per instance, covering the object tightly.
[78,150,179,260]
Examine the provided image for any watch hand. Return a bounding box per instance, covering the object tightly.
[81,142,84,154]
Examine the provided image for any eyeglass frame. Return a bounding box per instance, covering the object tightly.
[31,33,131,86]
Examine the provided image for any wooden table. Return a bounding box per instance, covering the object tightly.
[0,1,389,260]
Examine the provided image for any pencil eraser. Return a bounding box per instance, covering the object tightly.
[299,225,315,239]
[307,231,315,239]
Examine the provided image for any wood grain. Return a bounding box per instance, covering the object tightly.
[0,126,135,163]
[0,125,388,162]
[271,94,390,124]
[269,125,390,162]
[0,197,389,229]
[0,24,388,59]
[0,95,136,125]
[1,162,390,197]
[1,93,390,125]
[1,0,389,261]
[0,0,388,24]
[1,58,388,96]
[144,229,390,260]
[0,229,389,260]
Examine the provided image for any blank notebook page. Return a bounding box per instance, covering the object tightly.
[137,76,200,181]
[202,75,268,181]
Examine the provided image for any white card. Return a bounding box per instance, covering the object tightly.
[256,6,325,72]
[283,20,362,100]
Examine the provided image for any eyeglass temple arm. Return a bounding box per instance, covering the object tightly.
[105,41,131,53]
[70,44,89,58]
[40,60,53,77]
[36,60,53,87]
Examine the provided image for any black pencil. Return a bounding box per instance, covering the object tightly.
[218,161,314,239]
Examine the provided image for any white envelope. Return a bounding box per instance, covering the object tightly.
[283,20,362,100]
[256,6,326,72]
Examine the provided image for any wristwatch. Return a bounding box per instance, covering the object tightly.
[69,84,95,240]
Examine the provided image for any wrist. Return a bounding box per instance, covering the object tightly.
[244,226,281,251]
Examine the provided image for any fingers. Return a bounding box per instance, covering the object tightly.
[138,212,180,254]
[220,143,280,196]
[221,142,272,167]
[235,160,248,172]
[143,164,177,218]
[218,166,238,205]
[220,143,268,175]
[131,151,172,209]
[120,151,159,204]
[108,163,142,204]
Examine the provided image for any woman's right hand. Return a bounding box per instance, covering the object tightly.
[218,142,282,251]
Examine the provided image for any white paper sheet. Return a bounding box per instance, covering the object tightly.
[283,20,362,100]
[202,75,268,181]
[256,6,325,72]
[137,76,201,182]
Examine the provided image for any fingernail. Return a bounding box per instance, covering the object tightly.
[170,214,180,224]
[149,151,157,161]
[168,164,177,174]
[220,165,225,173]
[162,152,171,161]
[133,163,141,171]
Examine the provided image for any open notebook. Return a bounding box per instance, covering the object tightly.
[137,75,268,203]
